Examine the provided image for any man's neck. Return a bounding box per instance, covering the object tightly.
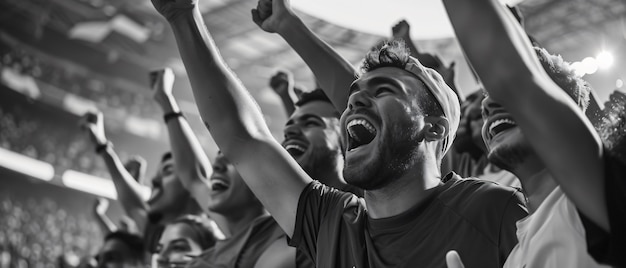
[364,159,443,219]
[509,157,557,213]
[310,165,346,190]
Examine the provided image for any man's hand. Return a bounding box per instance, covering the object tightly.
[446,251,465,268]
[392,19,411,40]
[124,156,147,182]
[81,111,107,146]
[151,0,197,22]
[150,68,176,109]
[269,70,294,97]
[251,0,296,34]
[94,198,110,216]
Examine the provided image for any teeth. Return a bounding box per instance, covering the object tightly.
[211,179,228,189]
[347,119,376,137]
[285,144,306,153]
[489,118,516,136]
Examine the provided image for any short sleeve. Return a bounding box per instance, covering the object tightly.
[288,181,357,264]
[498,190,528,266]
[580,151,626,267]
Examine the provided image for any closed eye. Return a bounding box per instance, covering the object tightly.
[375,87,393,97]
[305,120,322,127]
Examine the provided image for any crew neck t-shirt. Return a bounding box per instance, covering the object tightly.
[503,186,610,268]
[289,173,527,268]
[186,215,285,268]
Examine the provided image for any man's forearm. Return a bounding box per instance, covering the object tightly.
[165,8,309,236]
[444,0,609,231]
[100,146,149,231]
[278,16,356,112]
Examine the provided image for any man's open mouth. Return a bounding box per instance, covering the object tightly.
[210,178,229,192]
[488,118,517,138]
[283,142,307,157]
[347,118,377,151]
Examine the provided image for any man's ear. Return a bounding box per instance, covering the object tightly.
[423,116,449,142]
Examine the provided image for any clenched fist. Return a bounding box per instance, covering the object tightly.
[151,0,198,22]
[251,0,296,34]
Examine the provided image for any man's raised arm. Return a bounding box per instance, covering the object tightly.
[252,0,356,112]
[151,0,311,236]
[443,0,608,230]
[81,112,151,232]
[150,68,230,236]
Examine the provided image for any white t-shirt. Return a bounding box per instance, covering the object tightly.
[503,187,610,268]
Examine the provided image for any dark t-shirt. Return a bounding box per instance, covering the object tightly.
[289,173,527,268]
[580,150,626,267]
[186,215,286,268]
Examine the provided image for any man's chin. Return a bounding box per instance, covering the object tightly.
[487,145,529,172]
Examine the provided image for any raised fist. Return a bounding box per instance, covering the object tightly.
[151,0,198,22]
[150,68,175,107]
[80,111,107,146]
[392,20,411,40]
[94,198,109,216]
[251,0,295,34]
[269,70,293,96]
[124,156,147,182]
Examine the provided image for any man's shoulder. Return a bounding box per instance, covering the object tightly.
[441,174,524,204]
[438,174,527,222]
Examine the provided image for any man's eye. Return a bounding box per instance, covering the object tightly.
[375,87,392,96]
[305,121,321,127]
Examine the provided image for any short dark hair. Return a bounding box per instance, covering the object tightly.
[104,231,147,263]
[535,47,591,111]
[360,40,443,117]
[170,215,221,250]
[294,88,340,118]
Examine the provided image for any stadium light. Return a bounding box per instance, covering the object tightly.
[62,170,118,199]
[0,148,55,181]
[61,169,151,200]
[581,57,598,75]
[596,51,614,69]
[570,62,586,77]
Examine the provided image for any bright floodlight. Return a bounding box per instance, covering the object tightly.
[617,79,624,89]
[581,57,598,75]
[570,62,586,77]
[596,51,614,69]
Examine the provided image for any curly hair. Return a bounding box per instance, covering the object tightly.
[535,47,591,111]
[359,40,443,118]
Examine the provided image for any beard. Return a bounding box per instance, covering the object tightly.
[299,145,342,182]
[487,140,532,172]
[344,122,421,191]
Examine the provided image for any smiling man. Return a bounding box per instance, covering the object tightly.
[82,112,200,251]
[149,0,527,267]
[283,89,361,195]
[444,0,624,267]
[150,68,295,268]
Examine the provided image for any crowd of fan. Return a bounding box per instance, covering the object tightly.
[1,0,626,268]
[0,195,101,268]
[0,44,161,121]
[0,105,111,177]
